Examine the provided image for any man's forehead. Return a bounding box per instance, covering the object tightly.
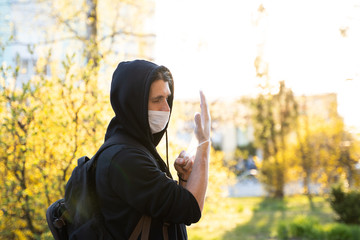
[150,80,171,96]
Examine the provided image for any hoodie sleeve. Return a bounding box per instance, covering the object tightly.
[108,147,201,225]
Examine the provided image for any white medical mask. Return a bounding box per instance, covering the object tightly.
[148,110,170,134]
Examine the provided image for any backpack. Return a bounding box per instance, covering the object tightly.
[46,136,155,240]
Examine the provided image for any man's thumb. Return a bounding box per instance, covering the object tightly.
[194,112,202,129]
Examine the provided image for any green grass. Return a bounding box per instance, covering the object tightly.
[187,195,336,240]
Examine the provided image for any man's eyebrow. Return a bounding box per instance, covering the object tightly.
[151,93,171,100]
[151,95,166,100]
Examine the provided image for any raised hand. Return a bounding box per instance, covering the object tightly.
[194,91,211,143]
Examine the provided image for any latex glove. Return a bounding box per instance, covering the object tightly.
[194,91,211,143]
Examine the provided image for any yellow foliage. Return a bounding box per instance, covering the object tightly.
[0,55,111,238]
[206,148,235,203]
[13,230,27,240]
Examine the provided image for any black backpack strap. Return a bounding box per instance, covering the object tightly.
[98,135,155,161]
[128,215,152,240]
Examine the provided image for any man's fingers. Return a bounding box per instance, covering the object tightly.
[194,113,205,141]
[200,91,207,112]
[175,166,185,175]
[175,157,184,165]
[200,91,210,121]
[175,151,186,165]
[194,112,202,130]
[178,150,186,158]
[175,155,191,167]
[182,158,194,171]
[199,91,211,139]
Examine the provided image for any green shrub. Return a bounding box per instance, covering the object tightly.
[349,225,360,240]
[277,215,360,240]
[329,186,360,224]
[277,221,289,240]
[327,224,352,240]
[289,216,324,240]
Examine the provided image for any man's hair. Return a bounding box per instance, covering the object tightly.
[153,67,173,91]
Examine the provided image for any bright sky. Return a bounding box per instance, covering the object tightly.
[154,0,360,129]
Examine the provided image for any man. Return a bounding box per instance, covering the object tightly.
[95,60,211,239]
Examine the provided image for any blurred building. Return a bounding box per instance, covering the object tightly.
[0,1,42,85]
[0,1,12,45]
[297,93,338,120]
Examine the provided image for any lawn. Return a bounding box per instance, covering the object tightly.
[187,195,337,240]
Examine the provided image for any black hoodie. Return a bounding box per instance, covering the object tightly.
[95,60,201,239]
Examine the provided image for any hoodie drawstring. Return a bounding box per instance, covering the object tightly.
[165,130,169,171]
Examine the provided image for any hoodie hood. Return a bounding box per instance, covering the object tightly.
[105,60,174,154]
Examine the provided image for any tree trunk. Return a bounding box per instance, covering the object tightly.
[86,0,99,67]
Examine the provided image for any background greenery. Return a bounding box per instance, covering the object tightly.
[188,195,360,240]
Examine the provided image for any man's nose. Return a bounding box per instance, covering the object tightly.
[161,100,170,111]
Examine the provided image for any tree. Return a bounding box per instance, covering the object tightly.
[315,111,359,190]
[0,56,45,238]
[293,94,360,197]
[5,0,156,94]
[338,131,360,189]
[251,3,302,198]
[0,49,110,239]
[294,96,316,200]
[35,0,156,66]
[251,81,298,198]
